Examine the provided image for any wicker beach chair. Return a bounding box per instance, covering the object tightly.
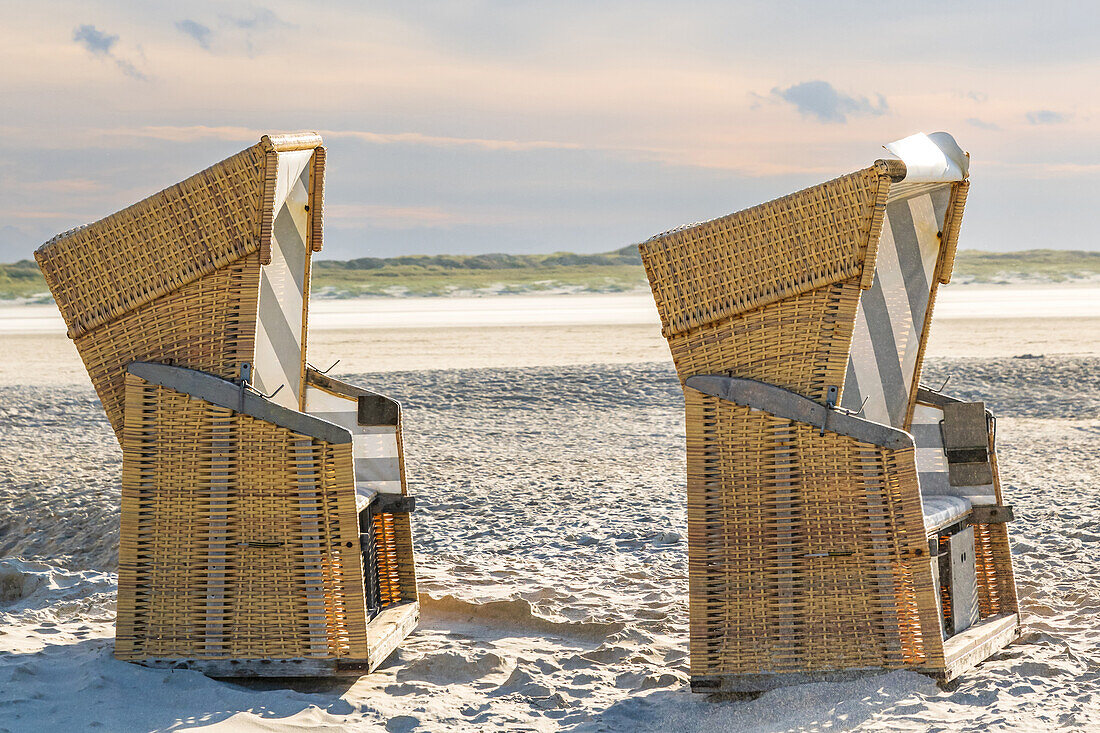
[35,133,418,676]
[639,133,1019,691]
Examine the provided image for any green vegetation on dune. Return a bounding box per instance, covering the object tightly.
[310,245,645,296]
[0,260,49,301]
[952,249,1100,282]
[2,247,1099,301]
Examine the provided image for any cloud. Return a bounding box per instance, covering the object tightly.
[175,19,212,50]
[221,7,292,31]
[72,24,146,80]
[1026,110,1068,125]
[72,24,116,55]
[212,7,293,56]
[771,80,887,123]
[967,118,1000,131]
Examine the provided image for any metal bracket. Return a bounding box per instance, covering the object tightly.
[307,359,341,375]
[238,362,252,413]
[370,494,416,516]
[835,394,868,419]
[970,505,1015,524]
[238,361,285,404]
[820,385,838,436]
[254,384,284,402]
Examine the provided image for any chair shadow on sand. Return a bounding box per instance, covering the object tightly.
[2,636,361,731]
[571,671,941,733]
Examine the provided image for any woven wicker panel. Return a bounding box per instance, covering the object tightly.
[310,147,326,253]
[374,513,404,606]
[685,390,943,677]
[937,180,969,285]
[36,144,269,339]
[974,439,1018,618]
[640,166,890,339]
[667,277,861,401]
[116,374,368,661]
[394,512,418,602]
[74,253,261,440]
[973,523,1011,617]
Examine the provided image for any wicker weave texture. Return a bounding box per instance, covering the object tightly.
[667,278,861,401]
[685,391,943,677]
[36,145,268,339]
[34,133,325,339]
[117,373,368,661]
[75,253,260,439]
[374,512,417,607]
[937,180,970,285]
[640,167,890,340]
[974,432,1019,617]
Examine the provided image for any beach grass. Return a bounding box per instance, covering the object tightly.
[3,248,1098,300]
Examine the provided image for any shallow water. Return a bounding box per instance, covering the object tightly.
[4,285,1099,335]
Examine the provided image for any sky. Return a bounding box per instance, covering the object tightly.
[1,1,1097,261]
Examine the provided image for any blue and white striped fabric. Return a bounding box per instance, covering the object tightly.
[304,384,404,511]
[253,150,314,410]
[911,402,996,507]
[840,183,952,428]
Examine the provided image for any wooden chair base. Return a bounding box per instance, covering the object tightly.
[922,612,1020,683]
[125,601,420,679]
[691,613,1020,693]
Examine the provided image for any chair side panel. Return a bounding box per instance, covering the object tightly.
[75,253,261,440]
[685,391,943,677]
[117,373,367,661]
[911,396,1018,621]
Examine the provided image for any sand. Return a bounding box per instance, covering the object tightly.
[1,285,1099,732]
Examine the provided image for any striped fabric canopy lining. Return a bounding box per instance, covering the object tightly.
[253,149,314,411]
[839,178,996,521]
[840,183,951,428]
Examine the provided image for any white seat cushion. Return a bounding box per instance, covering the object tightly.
[922,494,972,532]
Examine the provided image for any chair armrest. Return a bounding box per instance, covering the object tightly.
[306,368,401,427]
[685,375,913,451]
[128,361,352,444]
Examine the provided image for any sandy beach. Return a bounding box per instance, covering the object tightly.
[2,284,1099,731]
